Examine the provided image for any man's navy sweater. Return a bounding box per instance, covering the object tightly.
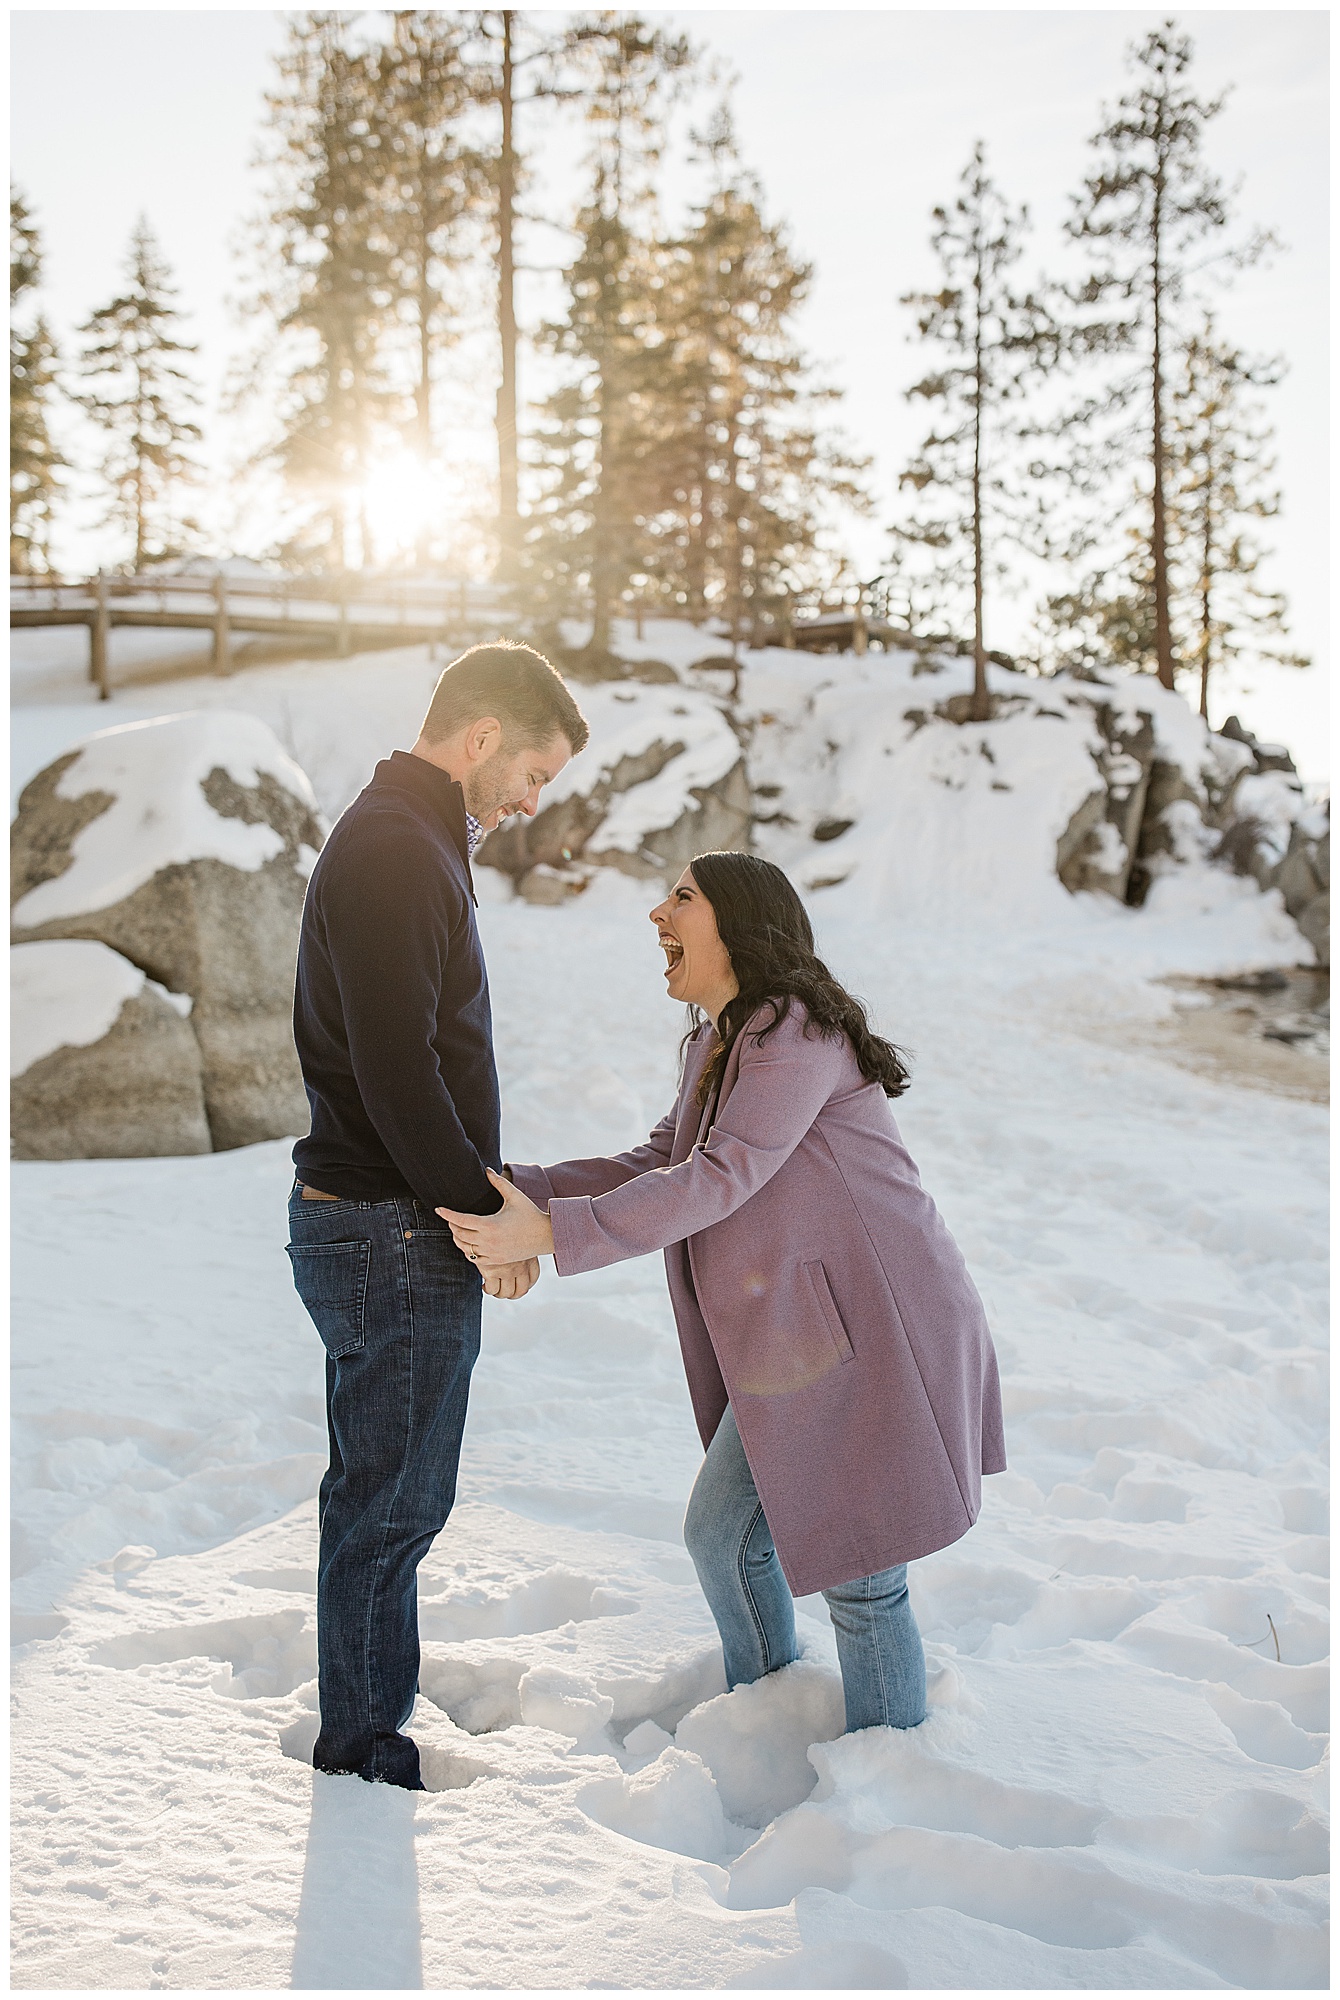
[292,751,503,1214]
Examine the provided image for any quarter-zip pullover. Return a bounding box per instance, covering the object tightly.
[292,751,502,1213]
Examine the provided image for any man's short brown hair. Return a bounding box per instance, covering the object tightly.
[419,640,589,755]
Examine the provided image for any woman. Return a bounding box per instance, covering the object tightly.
[441,852,1006,1734]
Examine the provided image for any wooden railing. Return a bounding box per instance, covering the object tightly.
[10,569,516,698]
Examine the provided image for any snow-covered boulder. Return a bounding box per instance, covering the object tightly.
[1266,803,1329,968]
[11,940,210,1160]
[734,646,1317,968]
[478,682,749,885]
[1056,701,1156,901]
[1192,719,1328,967]
[10,712,325,1150]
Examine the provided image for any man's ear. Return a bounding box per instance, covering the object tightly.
[466,716,503,763]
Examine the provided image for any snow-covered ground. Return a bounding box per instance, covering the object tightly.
[11,629,1328,1989]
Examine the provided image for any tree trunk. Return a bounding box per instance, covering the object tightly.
[969,240,989,722]
[495,9,520,580]
[590,376,612,655]
[1149,143,1176,691]
[415,254,434,571]
[1199,493,1213,720]
[724,406,743,646]
[91,572,110,700]
[685,469,707,622]
[416,267,433,458]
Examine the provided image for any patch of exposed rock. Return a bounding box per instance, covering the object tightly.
[11,713,325,1154]
[1056,703,1158,901]
[478,682,750,888]
[12,941,211,1160]
[1051,693,1325,963]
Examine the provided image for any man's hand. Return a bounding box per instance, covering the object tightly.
[480,1256,540,1301]
[440,1169,555,1265]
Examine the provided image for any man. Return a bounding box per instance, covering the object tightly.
[287,640,588,1789]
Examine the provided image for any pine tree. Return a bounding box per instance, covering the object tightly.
[258,11,395,569]
[10,187,64,574]
[662,108,868,644]
[1061,20,1270,690]
[376,11,483,493]
[1170,316,1306,718]
[527,15,691,653]
[469,10,575,580]
[77,218,202,572]
[895,143,1054,720]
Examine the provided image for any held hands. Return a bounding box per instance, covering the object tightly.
[440,1168,555,1273]
[479,1257,540,1300]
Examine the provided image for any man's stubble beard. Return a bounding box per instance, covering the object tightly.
[461,753,514,829]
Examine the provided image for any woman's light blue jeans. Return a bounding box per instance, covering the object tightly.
[684,1405,927,1733]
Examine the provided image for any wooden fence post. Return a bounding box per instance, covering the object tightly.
[852,586,868,657]
[90,572,110,699]
[212,572,232,674]
[336,576,351,658]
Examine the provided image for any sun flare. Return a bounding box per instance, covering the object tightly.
[357,452,453,564]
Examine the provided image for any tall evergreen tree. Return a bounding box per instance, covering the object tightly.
[1169,316,1306,718]
[666,109,868,641]
[259,12,395,569]
[376,13,483,483]
[469,10,576,579]
[1061,20,1270,689]
[896,143,1054,720]
[10,187,63,574]
[77,218,202,572]
[528,15,691,652]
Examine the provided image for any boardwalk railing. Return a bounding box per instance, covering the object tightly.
[10,570,517,699]
[13,567,942,700]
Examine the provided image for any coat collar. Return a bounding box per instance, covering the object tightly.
[373,751,476,899]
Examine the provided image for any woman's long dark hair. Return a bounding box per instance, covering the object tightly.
[684,851,911,1105]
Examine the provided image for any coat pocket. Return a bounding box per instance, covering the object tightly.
[287,1240,371,1360]
[802,1260,856,1364]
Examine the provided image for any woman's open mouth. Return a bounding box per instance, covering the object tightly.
[659,933,684,974]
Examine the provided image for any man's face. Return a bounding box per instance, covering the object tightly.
[461,728,571,831]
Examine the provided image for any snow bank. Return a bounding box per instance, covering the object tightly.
[734,646,1309,978]
[11,940,149,1076]
[13,711,320,928]
[9,627,1328,1988]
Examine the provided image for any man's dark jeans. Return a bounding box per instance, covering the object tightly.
[286,1179,482,1789]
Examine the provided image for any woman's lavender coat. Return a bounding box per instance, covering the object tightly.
[510,1006,1006,1597]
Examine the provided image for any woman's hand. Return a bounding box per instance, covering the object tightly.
[479,1256,541,1300]
[440,1168,555,1266]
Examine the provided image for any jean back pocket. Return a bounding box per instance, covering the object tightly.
[287,1239,371,1359]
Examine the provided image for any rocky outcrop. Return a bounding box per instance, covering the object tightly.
[481,737,691,878]
[588,757,752,879]
[1052,693,1325,966]
[11,713,325,1151]
[1056,704,1156,901]
[11,940,211,1160]
[1194,718,1327,966]
[478,683,750,887]
[1269,811,1329,968]
[517,864,589,906]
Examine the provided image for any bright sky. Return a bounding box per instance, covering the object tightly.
[10,6,1329,776]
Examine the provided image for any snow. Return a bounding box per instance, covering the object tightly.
[12,939,146,1076]
[1234,770,1311,866]
[10,628,1327,1988]
[13,709,321,929]
[527,678,743,867]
